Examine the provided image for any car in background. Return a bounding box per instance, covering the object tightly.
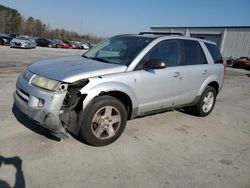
[9,33,20,39]
[232,57,250,68]
[53,39,70,48]
[241,57,250,70]
[226,57,235,66]
[47,39,60,48]
[10,35,37,49]
[88,43,95,49]
[62,40,79,49]
[35,37,53,47]
[79,42,90,50]
[0,33,12,45]
[69,41,81,49]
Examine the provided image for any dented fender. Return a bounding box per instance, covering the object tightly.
[79,78,138,111]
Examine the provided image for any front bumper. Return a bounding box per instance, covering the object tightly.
[14,74,68,138]
[11,43,30,48]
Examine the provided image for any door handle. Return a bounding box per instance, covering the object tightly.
[173,72,180,77]
[202,70,208,75]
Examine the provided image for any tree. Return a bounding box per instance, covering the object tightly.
[0,4,103,43]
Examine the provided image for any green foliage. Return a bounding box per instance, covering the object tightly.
[0,4,103,43]
[0,4,22,33]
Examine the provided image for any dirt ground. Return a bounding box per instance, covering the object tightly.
[0,46,249,188]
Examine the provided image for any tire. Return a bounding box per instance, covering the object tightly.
[79,95,127,146]
[191,86,217,117]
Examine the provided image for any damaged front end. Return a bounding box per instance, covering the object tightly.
[59,79,89,136]
[14,69,89,139]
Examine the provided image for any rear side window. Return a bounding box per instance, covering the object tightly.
[205,43,223,64]
[181,40,207,65]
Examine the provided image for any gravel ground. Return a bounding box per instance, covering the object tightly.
[0,45,249,188]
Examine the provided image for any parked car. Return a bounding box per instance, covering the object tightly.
[47,39,60,48]
[241,57,250,70]
[62,40,79,49]
[79,42,90,50]
[53,39,70,48]
[35,37,53,47]
[0,33,12,45]
[8,33,20,39]
[232,57,250,68]
[10,36,37,49]
[69,41,81,49]
[88,43,95,49]
[14,32,224,146]
[226,57,235,66]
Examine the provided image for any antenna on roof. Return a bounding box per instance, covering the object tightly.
[139,32,183,36]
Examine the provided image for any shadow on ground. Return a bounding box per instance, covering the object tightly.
[0,155,25,188]
[12,104,60,142]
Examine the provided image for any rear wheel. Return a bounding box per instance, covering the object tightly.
[79,96,127,146]
[191,86,217,117]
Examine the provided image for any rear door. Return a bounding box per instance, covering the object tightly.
[177,39,210,104]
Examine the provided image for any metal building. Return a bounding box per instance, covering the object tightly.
[150,26,250,58]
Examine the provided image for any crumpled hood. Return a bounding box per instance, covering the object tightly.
[28,56,127,83]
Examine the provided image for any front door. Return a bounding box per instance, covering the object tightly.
[135,39,183,114]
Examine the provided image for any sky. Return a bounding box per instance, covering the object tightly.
[0,0,250,37]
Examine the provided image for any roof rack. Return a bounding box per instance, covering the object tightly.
[139,32,183,36]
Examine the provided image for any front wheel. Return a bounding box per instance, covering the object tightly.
[191,86,217,117]
[79,96,127,146]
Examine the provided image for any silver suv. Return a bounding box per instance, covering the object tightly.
[14,32,224,146]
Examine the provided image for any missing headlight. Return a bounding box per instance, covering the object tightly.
[63,79,89,107]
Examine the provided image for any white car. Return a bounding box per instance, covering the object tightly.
[79,42,90,50]
[10,36,37,49]
[14,32,224,146]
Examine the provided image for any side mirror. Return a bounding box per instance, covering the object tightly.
[143,59,166,70]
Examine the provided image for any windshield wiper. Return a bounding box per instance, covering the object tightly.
[89,57,110,63]
[82,55,110,63]
[82,54,89,58]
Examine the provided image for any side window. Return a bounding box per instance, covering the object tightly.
[205,42,223,64]
[140,40,180,68]
[181,40,207,65]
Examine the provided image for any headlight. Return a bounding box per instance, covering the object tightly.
[31,75,60,91]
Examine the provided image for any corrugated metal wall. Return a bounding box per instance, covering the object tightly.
[151,27,250,58]
[222,28,250,58]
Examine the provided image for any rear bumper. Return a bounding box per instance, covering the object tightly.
[14,74,68,138]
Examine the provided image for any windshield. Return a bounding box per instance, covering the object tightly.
[53,39,62,43]
[83,35,153,66]
[16,36,29,40]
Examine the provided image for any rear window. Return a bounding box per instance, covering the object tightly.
[205,43,223,64]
